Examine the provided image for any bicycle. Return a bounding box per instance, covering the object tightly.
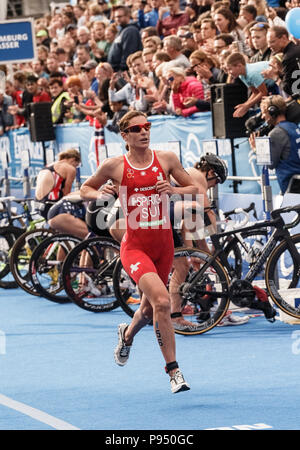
[0,195,45,289]
[112,203,269,322]
[167,203,300,335]
[0,195,25,228]
[29,233,82,304]
[61,235,121,312]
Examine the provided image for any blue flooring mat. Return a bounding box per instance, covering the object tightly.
[0,288,300,431]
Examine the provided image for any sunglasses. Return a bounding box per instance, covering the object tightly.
[123,122,152,133]
[251,22,269,30]
[167,76,174,83]
[191,63,200,71]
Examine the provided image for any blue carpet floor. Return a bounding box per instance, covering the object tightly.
[0,288,300,431]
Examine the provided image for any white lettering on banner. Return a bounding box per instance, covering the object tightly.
[216,139,233,157]
[0,34,28,42]
[13,133,43,161]
[0,42,19,49]
[0,33,29,51]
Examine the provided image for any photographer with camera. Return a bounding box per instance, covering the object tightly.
[249,95,300,194]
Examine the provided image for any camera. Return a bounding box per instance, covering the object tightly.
[286,94,300,124]
[246,94,300,137]
[245,113,273,137]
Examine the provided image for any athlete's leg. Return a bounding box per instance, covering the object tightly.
[124,292,153,345]
[136,272,176,370]
[48,214,88,239]
[109,218,126,243]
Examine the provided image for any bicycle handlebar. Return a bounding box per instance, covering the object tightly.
[271,204,300,229]
[223,202,257,220]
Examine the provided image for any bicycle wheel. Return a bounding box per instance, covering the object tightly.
[10,228,55,296]
[265,233,300,319]
[0,225,24,289]
[113,246,231,335]
[62,236,120,312]
[29,234,81,303]
[112,257,139,318]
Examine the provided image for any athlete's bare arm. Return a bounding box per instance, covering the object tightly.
[58,163,77,197]
[185,166,216,231]
[80,157,123,201]
[35,161,76,200]
[155,151,198,196]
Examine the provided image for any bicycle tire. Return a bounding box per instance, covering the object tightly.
[0,225,24,289]
[10,228,55,296]
[113,246,231,335]
[62,236,120,312]
[112,256,138,318]
[265,233,300,319]
[29,233,81,303]
[0,225,24,288]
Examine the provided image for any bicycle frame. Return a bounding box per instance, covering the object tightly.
[0,197,45,230]
[194,205,300,291]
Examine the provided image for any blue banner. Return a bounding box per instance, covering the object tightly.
[0,18,35,63]
[0,112,280,195]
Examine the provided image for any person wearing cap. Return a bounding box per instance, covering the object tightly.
[65,24,78,44]
[36,29,51,49]
[177,26,198,58]
[81,60,98,93]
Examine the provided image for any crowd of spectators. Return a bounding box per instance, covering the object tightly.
[1,0,300,135]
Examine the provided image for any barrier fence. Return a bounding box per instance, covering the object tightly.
[0,112,281,197]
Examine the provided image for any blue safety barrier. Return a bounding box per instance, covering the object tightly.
[0,112,280,195]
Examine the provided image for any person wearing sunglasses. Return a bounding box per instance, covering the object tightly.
[165,66,205,116]
[80,110,198,393]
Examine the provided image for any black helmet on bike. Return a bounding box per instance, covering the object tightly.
[198,153,228,184]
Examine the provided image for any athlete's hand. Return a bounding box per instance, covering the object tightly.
[155,180,174,196]
[98,183,118,200]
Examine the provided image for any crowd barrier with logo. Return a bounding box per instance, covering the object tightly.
[0,112,280,196]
